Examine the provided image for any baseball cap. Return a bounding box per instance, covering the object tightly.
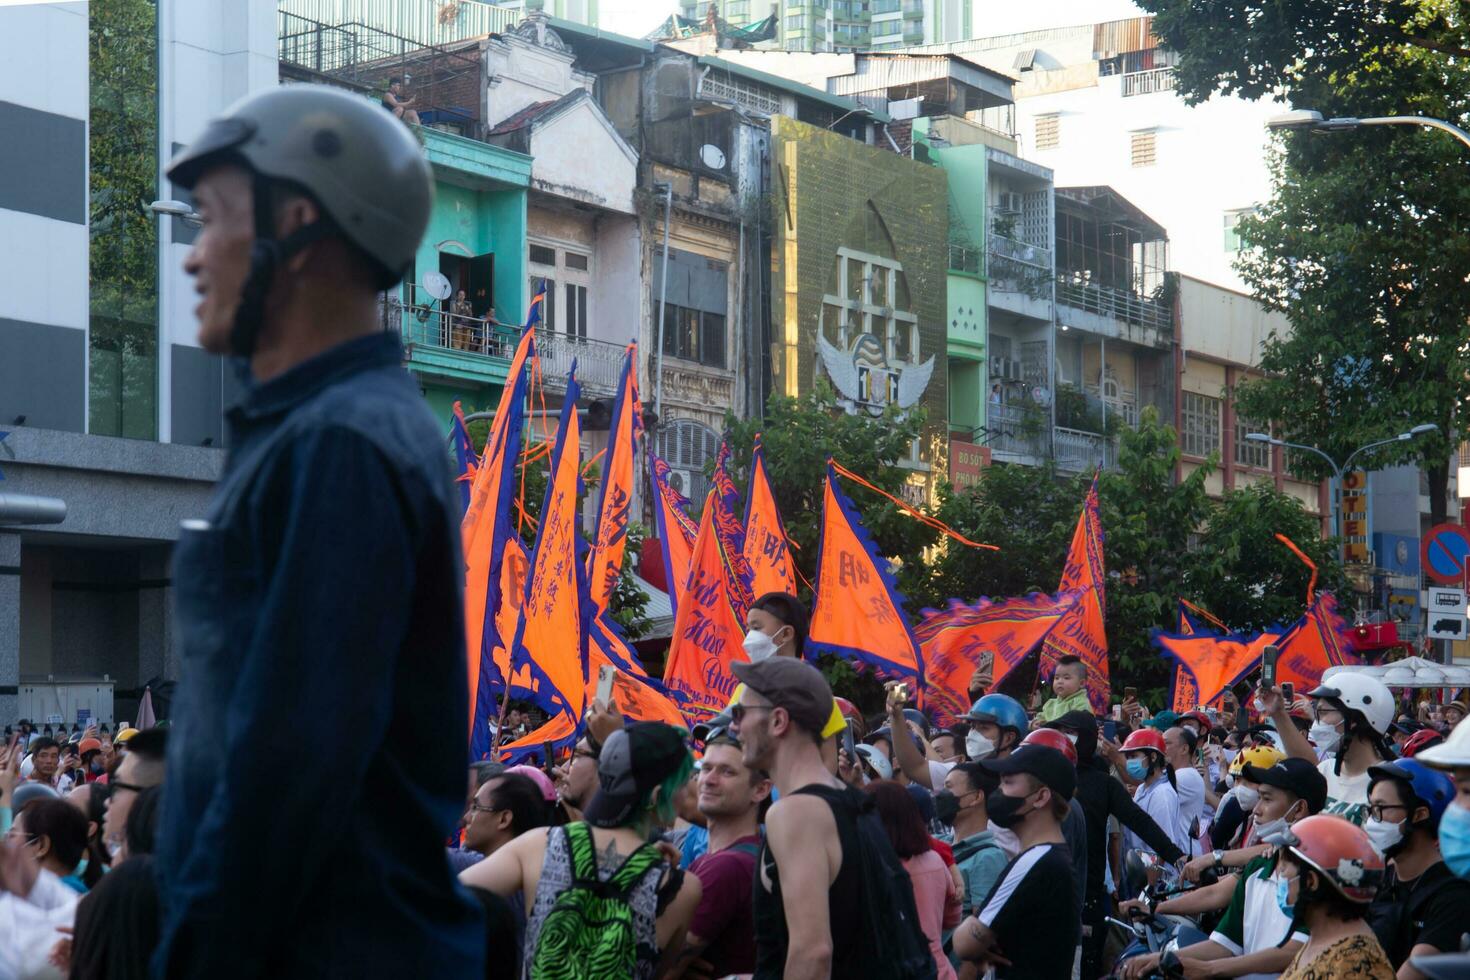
[981,744,1077,800]
[730,657,834,736]
[1241,757,1328,814]
[583,722,690,829]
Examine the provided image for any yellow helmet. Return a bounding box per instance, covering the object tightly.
[1229,744,1284,776]
[114,727,140,744]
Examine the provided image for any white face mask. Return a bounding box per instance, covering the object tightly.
[1309,721,1342,754]
[742,628,779,663]
[1064,732,1079,746]
[1233,786,1260,811]
[1364,817,1405,856]
[967,730,995,761]
[990,824,1020,857]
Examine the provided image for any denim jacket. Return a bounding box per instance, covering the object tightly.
[152,333,482,978]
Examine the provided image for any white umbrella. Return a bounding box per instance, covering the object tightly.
[1324,657,1470,689]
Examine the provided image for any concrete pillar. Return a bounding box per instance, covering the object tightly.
[0,534,20,723]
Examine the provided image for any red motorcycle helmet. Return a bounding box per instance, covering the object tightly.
[1120,727,1167,757]
[1023,727,1078,766]
[833,696,865,737]
[1280,814,1385,904]
[1181,710,1213,735]
[1399,728,1444,758]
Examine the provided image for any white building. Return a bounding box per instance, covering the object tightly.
[908,15,1286,292]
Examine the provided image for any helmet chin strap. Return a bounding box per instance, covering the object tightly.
[229,173,333,359]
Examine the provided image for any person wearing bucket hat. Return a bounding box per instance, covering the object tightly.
[462,723,704,978]
[152,84,483,979]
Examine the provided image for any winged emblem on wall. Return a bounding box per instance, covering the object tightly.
[816,332,934,417]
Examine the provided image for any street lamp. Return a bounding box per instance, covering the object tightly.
[149,199,202,227]
[1266,110,1470,153]
[1243,425,1439,543]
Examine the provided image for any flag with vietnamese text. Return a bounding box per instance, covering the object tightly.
[915,592,1082,726]
[650,450,699,619]
[661,490,748,721]
[1272,592,1361,693]
[587,344,640,612]
[806,463,923,686]
[506,370,592,736]
[462,319,536,758]
[712,441,756,620]
[589,615,690,730]
[1156,628,1281,714]
[1039,475,1110,712]
[743,439,796,597]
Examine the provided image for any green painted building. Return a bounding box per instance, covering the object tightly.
[927,138,988,439]
[396,129,531,423]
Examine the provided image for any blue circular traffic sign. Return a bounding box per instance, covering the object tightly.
[1421,523,1470,585]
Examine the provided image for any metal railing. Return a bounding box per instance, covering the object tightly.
[983,403,1049,460]
[1122,67,1178,98]
[987,235,1052,298]
[949,241,982,275]
[1054,426,1113,472]
[1055,275,1172,331]
[382,296,631,396]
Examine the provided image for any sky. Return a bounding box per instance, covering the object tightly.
[596,1,1148,38]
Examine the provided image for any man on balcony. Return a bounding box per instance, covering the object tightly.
[382,76,421,126]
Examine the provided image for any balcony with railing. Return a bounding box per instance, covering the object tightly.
[1121,67,1178,98]
[980,404,1116,471]
[1054,274,1172,338]
[1054,186,1172,347]
[382,292,630,398]
[987,234,1053,320]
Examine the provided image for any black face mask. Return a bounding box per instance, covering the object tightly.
[934,790,961,825]
[986,788,1034,829]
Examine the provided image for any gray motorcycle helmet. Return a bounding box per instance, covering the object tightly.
[167,84,432,354]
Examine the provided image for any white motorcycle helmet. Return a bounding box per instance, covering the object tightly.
[1308,671,1394,736]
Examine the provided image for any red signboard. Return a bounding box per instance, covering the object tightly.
[950,436,990,490]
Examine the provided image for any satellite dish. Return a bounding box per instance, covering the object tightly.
[1031,387,1052,407]
[422,270,452,302]
[699,144,727,170]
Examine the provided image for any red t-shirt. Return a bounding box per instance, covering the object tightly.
[930,837,955,867]
[688,834,761,977]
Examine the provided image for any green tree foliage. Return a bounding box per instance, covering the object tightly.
[1137,0,1470,523]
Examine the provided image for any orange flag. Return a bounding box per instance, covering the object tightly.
[1156,630,1280,713]
[662,490,748,720]
[463,324,536,755]
[650,451,699,618]
[587,345,640,612]
[589,617,690,730]
[1040,475,1110,712]
[807,463,923,684]
[916,592,1081,726]
[743,440,796,597]
[506,371,592,737]
[1274,592,1361,693]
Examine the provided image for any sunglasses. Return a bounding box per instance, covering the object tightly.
[729,703,773,725]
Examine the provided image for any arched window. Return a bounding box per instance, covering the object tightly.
[654,418,721,506]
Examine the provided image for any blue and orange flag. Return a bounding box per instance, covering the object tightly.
[463,320,536,759]
[504,369,593,748]
[1178,598,1229,636]
[662,489,748,720]
[450,401,478,516]
[587,343,641,613]
[712,441,756,620]
[1155,627,1280,714]
[650,450,699,615]
[743,438,796,597]
[589,616,690,730]
[807,463,924,686]
[1272,592,1361,693]
[916,591,1081,726]
[526,277,548,329]
[1040,475,1110,712]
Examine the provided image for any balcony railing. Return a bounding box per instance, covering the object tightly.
[1054,426,1112,472]
[949,241,982,275]
[1055,275,1172,331]
[982,405,1117,471]
[383,296,630,397]
[987,235,1052,298]
[1121,67,1178,98]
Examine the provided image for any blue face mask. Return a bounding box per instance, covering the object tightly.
[1275,873,1296,917]
[1126,758,1149,781]
[1441,803,1470,879]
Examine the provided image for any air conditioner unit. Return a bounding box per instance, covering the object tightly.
[667,467,697,499]
[997,191,1024,215]
[1004,359,1023,381]
[989,355,1020,380]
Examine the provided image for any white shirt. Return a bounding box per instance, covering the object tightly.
[1173,766,1206,856]
[1317,758,1371,824]
[0,869,79,980]
[1126,775,1190,858]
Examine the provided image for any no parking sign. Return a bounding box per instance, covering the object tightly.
[1421,523,1470,585]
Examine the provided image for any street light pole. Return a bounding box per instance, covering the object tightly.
[1267,110,1470,153]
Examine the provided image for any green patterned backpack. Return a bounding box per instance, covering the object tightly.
[530,823,662,980]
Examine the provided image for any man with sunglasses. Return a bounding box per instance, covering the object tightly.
[102,727,166,862]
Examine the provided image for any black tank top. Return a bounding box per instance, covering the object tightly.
[751,783,868,979]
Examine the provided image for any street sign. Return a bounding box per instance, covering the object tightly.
[1427,587,1468,640]
[1422,523,1470,585]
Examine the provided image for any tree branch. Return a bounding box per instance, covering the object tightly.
[1362,22,1470,58]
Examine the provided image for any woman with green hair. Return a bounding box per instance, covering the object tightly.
[461,722,703,979]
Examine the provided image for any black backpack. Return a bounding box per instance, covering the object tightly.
[828,789,940,980]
